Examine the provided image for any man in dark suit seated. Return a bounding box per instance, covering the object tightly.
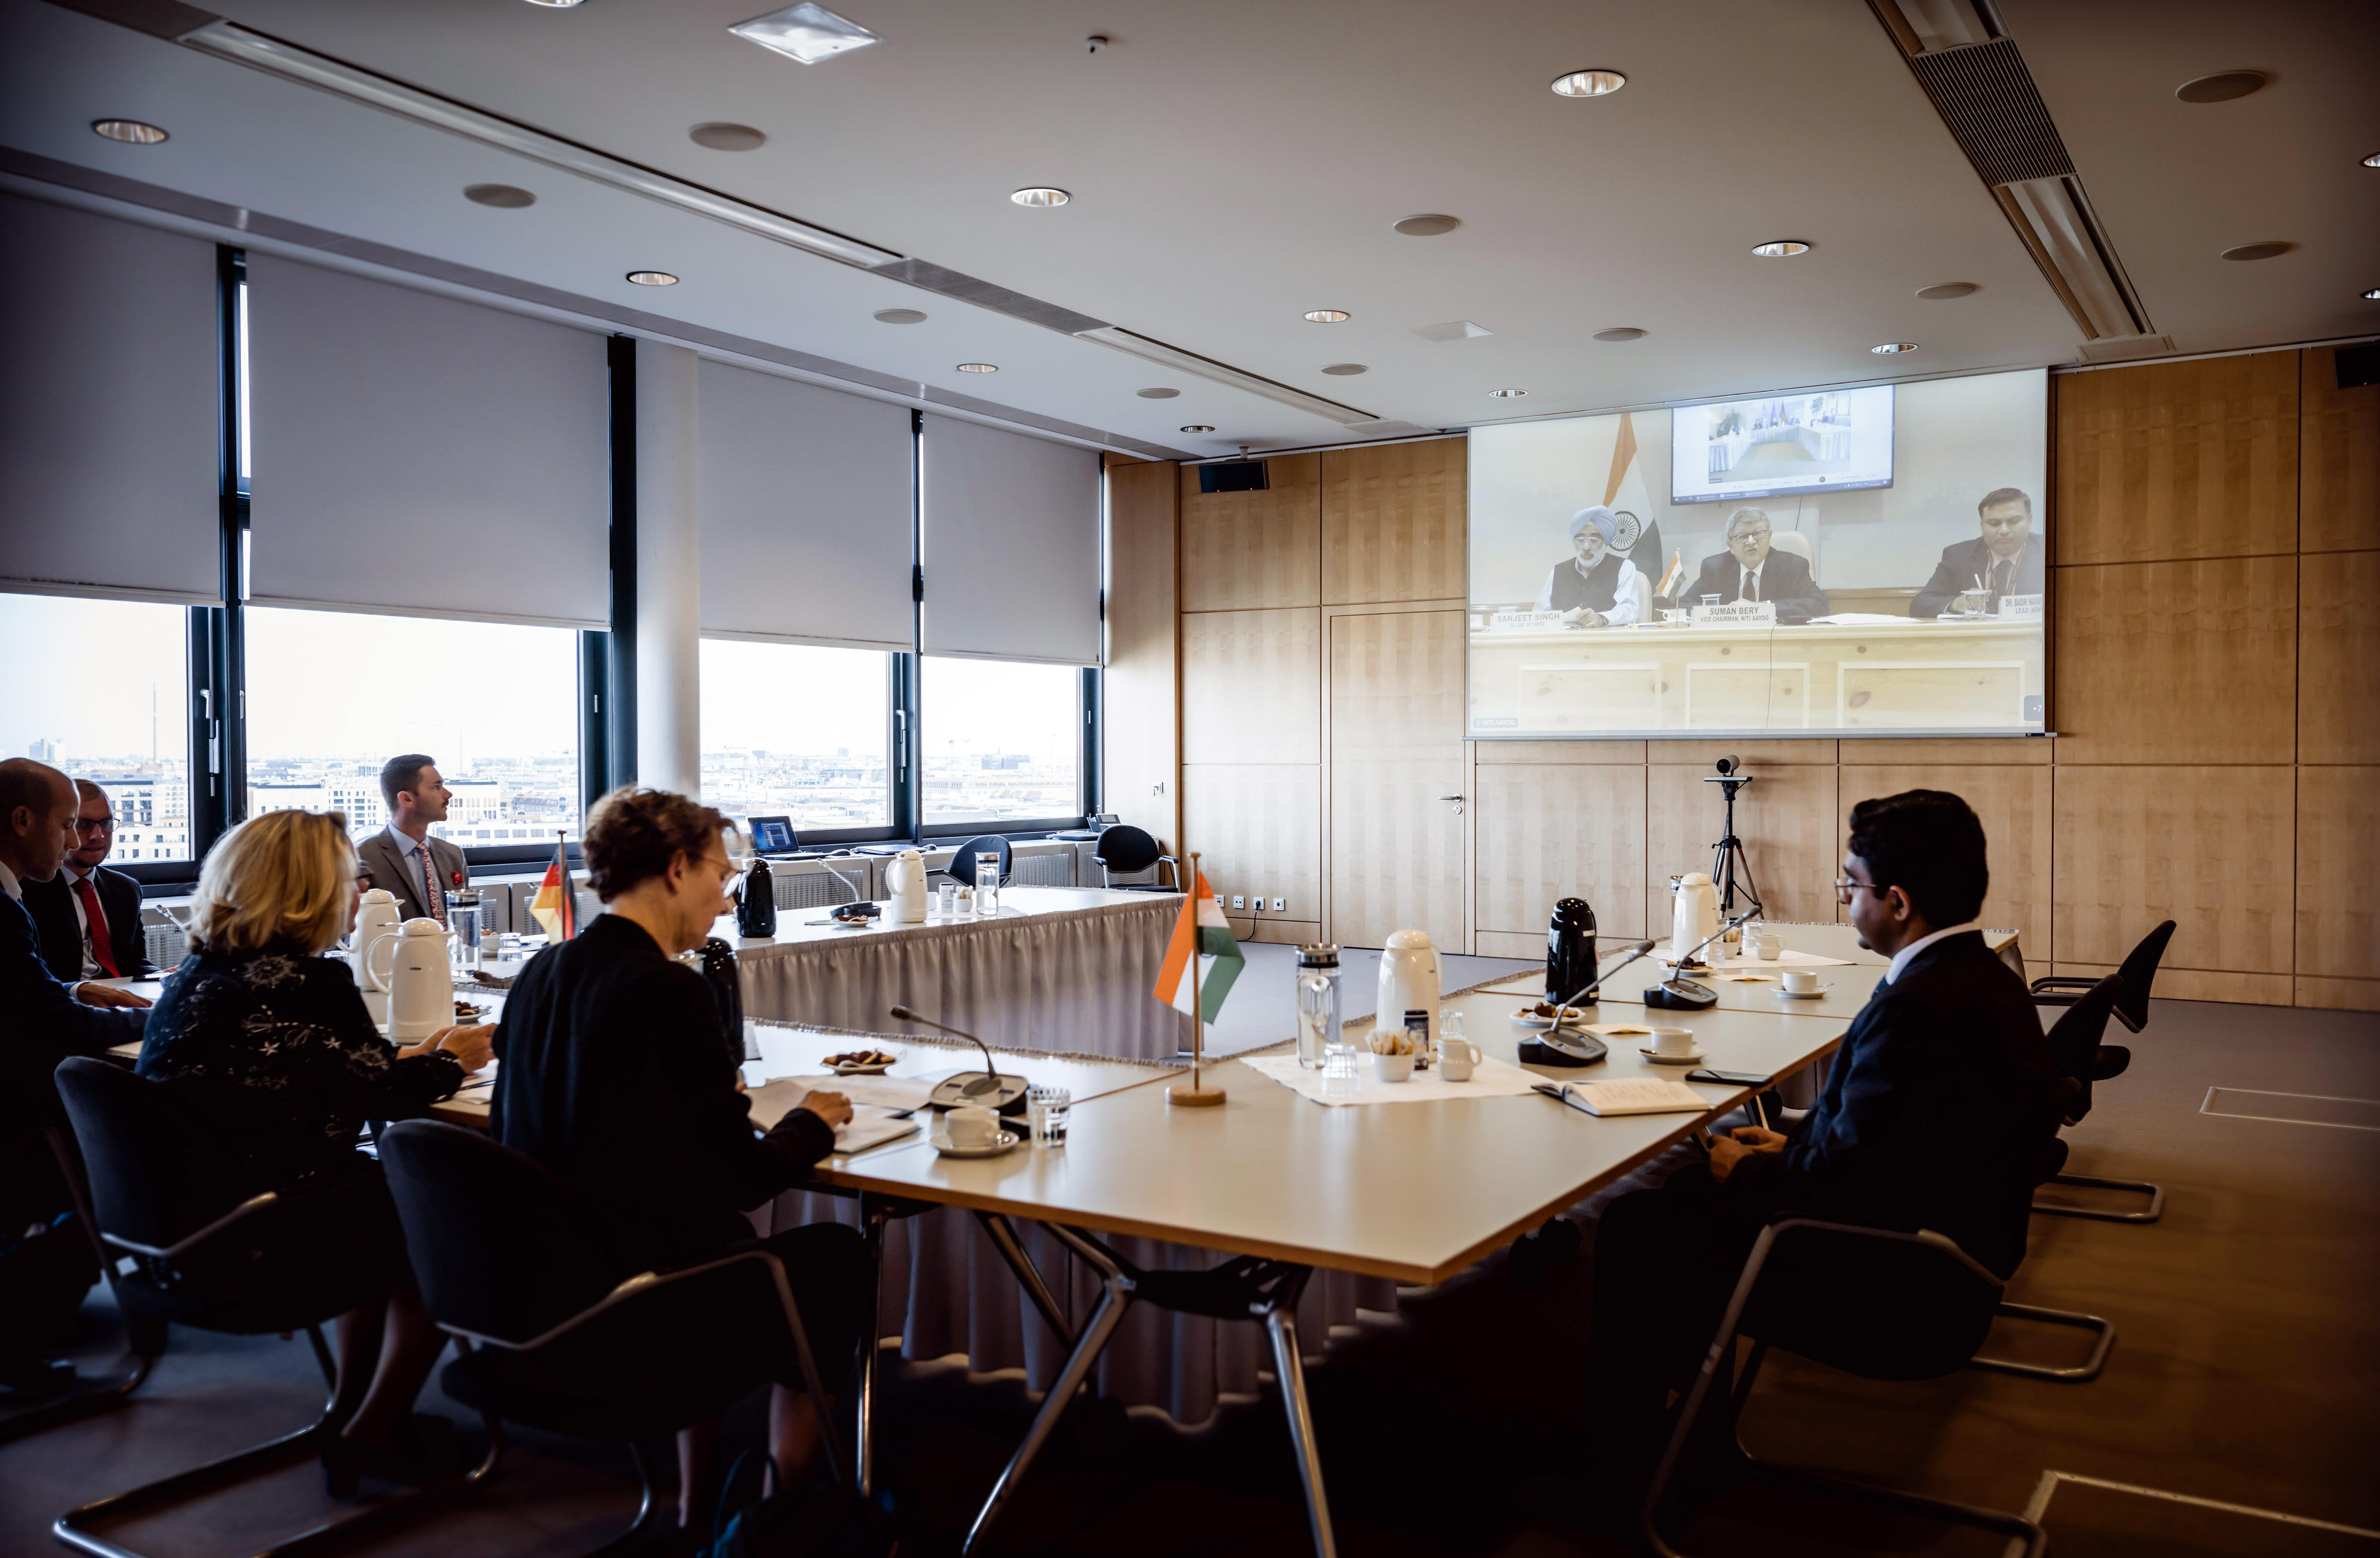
[1582,789,2057,1497]
[0,759,152,1394]
[24,779,158,982]
[1912,487,2046,618]
[354,754,468,926]
[1683,506,1829,623]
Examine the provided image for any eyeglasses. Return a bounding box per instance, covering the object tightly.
[73,817,115,832]
[1833,876,1885,903]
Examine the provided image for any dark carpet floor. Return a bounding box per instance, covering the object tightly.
[5,995,2375,1557]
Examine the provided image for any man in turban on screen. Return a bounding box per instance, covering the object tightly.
[1535,505,1642,628]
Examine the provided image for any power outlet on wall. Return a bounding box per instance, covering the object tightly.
[1230,895,1245,910]
[1271,898,1286,912]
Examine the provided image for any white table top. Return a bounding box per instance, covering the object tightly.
[709,885,1176,958]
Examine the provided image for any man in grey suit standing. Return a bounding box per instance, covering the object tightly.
[356,754,467,925]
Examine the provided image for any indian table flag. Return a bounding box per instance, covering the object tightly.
[530,835,578,942]
[1153,870,1244,1023]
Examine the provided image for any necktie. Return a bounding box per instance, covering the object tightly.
[1990,558,2013,607]
[1745,569,1759,604]
[421,848,447,926]
[75,876,119,977]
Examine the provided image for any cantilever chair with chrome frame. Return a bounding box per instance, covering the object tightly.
[2031,937,2174,1224]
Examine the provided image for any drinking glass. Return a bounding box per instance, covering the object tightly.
[1026,1084,1071,1144]
[1323,1037,1360,1098]
[937,881,959,917]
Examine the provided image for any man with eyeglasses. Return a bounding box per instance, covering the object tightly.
[24,779,157,982]
[1580,789,2058,1510]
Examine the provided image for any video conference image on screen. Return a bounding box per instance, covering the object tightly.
[1466,366,2048,738]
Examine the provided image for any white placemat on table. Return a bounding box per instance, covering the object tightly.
[1241,1052,1546,1106]
[1703,948,1855,970]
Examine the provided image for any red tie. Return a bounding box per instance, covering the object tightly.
[421,849,447,926]
[75,877,120,977]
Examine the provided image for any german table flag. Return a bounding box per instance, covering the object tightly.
[530,833,577,942]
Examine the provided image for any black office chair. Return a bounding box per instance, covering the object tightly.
[1091,824,1180,892]
[2031,919,2174,1037]
[378,1120,848,1554]
[51,1058,478,1557]
[2031,970,2163,1223]
[948,835,1013,891]
[1641,1214,2110,1558]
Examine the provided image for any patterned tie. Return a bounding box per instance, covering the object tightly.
[420,847,447,926]
[74,876,119,977]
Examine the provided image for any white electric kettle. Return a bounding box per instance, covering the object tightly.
[884,849,928,924]
[1375,929,1442,1046]
[348,888,404,1024]
[368,917,454,1042]
[1670,872,1720,966]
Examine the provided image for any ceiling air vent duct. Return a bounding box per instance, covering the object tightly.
[1868,0,2159,347]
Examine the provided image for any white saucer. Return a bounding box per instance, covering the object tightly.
[929,1130,1020,1159]
[1639,1047,1707,1065]
[1774,984,1834,999]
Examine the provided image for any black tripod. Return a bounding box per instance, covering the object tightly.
[1701,772,1764,920]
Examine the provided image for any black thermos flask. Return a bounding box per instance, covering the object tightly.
[697,937,750,1066]
[1546,897,1598,1005]
[737,854,777,939]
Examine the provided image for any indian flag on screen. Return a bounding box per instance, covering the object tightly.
[1153,870,1242,1023]
[530,835,577,942]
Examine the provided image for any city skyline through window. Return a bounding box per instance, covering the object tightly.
[700,638,893,833]
[922,656,1082,826]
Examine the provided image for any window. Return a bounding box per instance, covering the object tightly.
[0,593,195,863]
[243,607,582,848]
[920,656,1083,829]
[700,639,892,833]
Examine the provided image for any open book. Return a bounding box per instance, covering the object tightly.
[747,1080,924,1155]
[1534,1078,1709,1117]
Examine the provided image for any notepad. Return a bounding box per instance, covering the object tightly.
[746,1085,924,1155]
[1539,1079,1708,1117]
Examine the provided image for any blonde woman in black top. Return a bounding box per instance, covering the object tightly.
[140,808,493,1493]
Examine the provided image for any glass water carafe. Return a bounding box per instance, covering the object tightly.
[1295,943,1342,1070]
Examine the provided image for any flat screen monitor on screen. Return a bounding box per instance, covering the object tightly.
[1671,385,1894,503]
[1467,367,2047,739]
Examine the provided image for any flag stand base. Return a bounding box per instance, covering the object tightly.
[1167,1083,1227,1108]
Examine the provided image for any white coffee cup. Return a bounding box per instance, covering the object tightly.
[1371,1051,1416,1084]
[947,1105,1001,1149]
[1754,934,1782,961]
[1435,1036,1480,1082]
[1647,1026,1696,1059]
[1781,968,1820,994]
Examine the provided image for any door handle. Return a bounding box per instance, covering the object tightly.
[1439,794,1465,816]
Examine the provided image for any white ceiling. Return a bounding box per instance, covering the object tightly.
[5,0,2374,459]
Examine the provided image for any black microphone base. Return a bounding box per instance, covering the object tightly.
[927,1073,1032,1114]
[1518,1034,1607,1067]
[1645,979,1718,1011]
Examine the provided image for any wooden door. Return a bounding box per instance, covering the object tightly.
[1329,609,1466,949]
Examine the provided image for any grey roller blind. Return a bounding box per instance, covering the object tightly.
[246,255,610,627]
[919,414,1101,666]
[697,360,915,652]
[0,195,220,603]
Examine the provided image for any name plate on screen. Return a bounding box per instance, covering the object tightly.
[1691,600,1777,628]
[1488,610,1568,632]
[1997,593,2044,620]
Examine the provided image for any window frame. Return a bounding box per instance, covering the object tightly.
[913,656,1096,841]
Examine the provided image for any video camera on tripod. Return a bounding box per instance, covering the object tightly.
[1701,754,1762,920]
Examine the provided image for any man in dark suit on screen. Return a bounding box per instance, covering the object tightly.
[1683,506,1829,623]
[1912,487,2046,618]
[24,779,157,982]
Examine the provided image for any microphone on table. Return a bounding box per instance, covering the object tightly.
[889,1005,1031,1114]
[1521,941,1659,1068]
[1644,911,1759,1012]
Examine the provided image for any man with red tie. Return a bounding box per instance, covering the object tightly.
[355,754,469,926]
[24,779,157,982]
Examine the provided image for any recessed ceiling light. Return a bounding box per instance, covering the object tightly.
[1393,214,1461,237]
[2221,241,2295,261]
[1915,281,1978,300]
[2175,70,2266,104]
[1320,363,1368,376]
[1136,387,1180,399]
[689,123,768,151]
[956,362,997,374]
[523,0,587,7]
[729,2,882,65]
[1304,309,1350,324]
[2365,152,2380,169]
[1593,327,1646,342]
[1010,187,1070,208]
[1551,69,1626,98]
[626,270,679,286]
[2362,287,2380,300]
[464,183,536,208]
[1870,341,1917,355]
[1751,240,1811,258]
[873,308,926,324]
[1487,387,1526,398]
[90,119,168,145]
[1180,424,1216,433]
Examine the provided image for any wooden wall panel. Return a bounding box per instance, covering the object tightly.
[2055,350,2299,565]
[1321,438,1467,605]
[2052,556,2296,765]
[1328,609,1467,754]
[1852,738,2048,766]
[1474,763,1648,939]
[2294,977,2380,1012]
[2301,346,2378,554]
[2053,765,2293,973]
[1477,739,1647,765]
[1840,764,2053,954]
[1645,760,1838,930]
[2053,963,2294,1007]
[1182,763,1323,927]
[2298,550,2380,766]
[1179,453,1320,610]
[1181,608,1320,765]
[2295,766,2377,982]
[1104,457,1179,850]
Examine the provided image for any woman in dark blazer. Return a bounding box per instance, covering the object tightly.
[139,808,493,1493]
